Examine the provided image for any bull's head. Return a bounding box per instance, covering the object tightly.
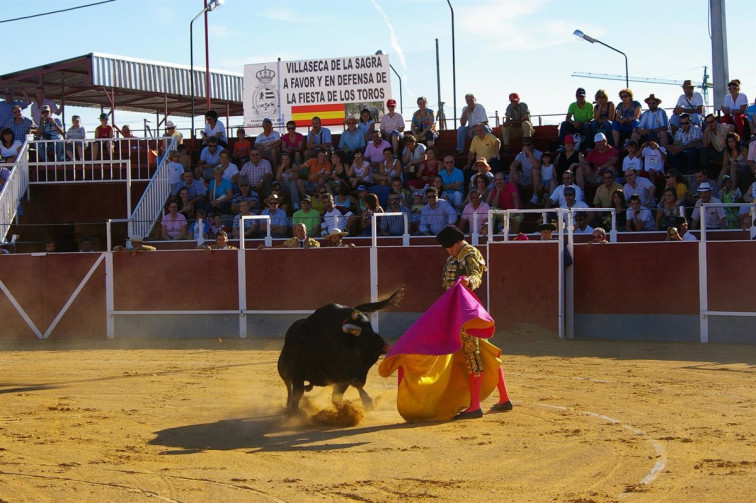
[342,309,369,336]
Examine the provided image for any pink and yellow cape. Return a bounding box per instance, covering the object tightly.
[378,280,502,422]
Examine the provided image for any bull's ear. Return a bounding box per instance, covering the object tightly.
[342,323,362,336]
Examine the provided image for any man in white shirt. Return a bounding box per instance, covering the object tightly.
[456,93,488,154]
[669,80,704,133]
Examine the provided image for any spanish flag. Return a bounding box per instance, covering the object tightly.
[291,103,345,126]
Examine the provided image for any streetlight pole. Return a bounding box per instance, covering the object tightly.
[190,0,224,139]
[573,30,628,89]
[446,0,457,126]
[375,50,403,114]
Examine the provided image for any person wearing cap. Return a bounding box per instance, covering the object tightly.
[92,112,114,161]
[466,123,501,174]
[292,195,321,237]
[255,117,281,168]
[30,86,61,124]
[380,99,405,156]
[33,105,65,162]
[576,132,618,189]
[509,137,543,203]
[64,115,86,161]
[633,94,670,147]
[670,80,704,133]
[626,194,655,232]
[121,235,156,253]
[466,157,494,199]
[305,116,332,159]
[259,194,289,238]
[322,227,354,248]
[201,110,228,147]
[456,93,489,154]
[410,96,437,147]
[720,79,749,139]
[0,88,29,128]
[559,87,594,149]
[338,117,366,163]
[612,88,642,148]
[501,93,534,153]
[691,182,726,230]
[668,113,702,175]
[554,134,585,184]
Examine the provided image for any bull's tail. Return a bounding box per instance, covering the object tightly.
[354,287,403,314]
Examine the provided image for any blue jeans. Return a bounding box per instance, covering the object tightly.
[38,140,65,162]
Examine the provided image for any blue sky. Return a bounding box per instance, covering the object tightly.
[2,0,754,133]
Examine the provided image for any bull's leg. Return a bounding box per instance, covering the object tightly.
[357,387,375,410]
[287,381,306,415]
[331,382,349,406]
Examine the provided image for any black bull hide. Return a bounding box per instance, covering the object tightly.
[278,290,402,414]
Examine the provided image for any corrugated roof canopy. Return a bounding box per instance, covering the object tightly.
[0,53,244,117]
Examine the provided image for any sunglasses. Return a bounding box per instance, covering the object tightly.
[620,94,629,98]
[680,121,690,125]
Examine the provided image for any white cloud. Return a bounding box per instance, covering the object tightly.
[370,0,408,70]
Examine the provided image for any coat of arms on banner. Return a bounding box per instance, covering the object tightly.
[252,66,278,120]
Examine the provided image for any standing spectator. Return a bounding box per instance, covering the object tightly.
[612,88,642,148]
[720,79,749,138]
[255,117,281,167]
[667,113,702,175]
[559,87,594,148]
[380,193,411,236]
[198,137,224,180]
[165,151,184,196]
[501,93,534,153]
[64,115,86,161]
[670,81,704,132]
[161,200,188,240]
[410,96,437,147]
[233,127,252,165]
[691,182,725,230]
[380,98,405,156]
[466,123,502,175]
[418,186,457,235]
[30,86,61,124]
[240,148,273,199]
[305,116,332,158]
[590,89,615,146]
[456,93,488,154]
[622,168,656,208]
[626,194,654,232]
[338,117,366,163]
[259,194,289,238]
[439,155,465,210]
[92,112,113,161]
[633,94,670,147]
[201,110,227,147]
[0,88,29,128]
[34,105,64,162]
[8,105,35,143]
[458,189,490,235]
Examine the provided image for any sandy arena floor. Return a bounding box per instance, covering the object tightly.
[1,324,754,503]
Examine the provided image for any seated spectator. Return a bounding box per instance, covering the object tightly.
[329,150,351,188]
[292,195,321,236]
[92,112,113,161]
[401,135,426,180]
[456,93,489,154]
[177,144,191,171]
[381,98,405,155]
[606,188,628,231]
[305,116,332,158]
[720,79,749,139]
[593,170,623,209]
[409,189,425,233]
[0,127,22,163]
[299,148,332,195]
[64,115,86,161]
[418,186,457,235]
[719,175,742,229]
[700,113,734,177]
[612,88,642,148]
[43,238,56,253]
[349,149,372,188]
[691,182,725,230]
[632,94,670,147]
[208,166,233,213]
[218,150,239,185]
[639,140,667,185]
[573,212,594,234]
[204,230,237,250]
[656,187,681,231]
[322,192,357,236]
[501,93,534,153]
[409,147,439,190]
[590,227,609,244]
[233,127,252,165]
[322,227,355,248]
[333,182,359,213]
[188,208,210,241]
[232,200,258,239]
[380,193,411,236]
[202,110,227,147]
[177,170,207,210]
[175,187,194,219]
[464,165,493,207]
[198,138,224,180]
[689,167,719,205]
[8,105,35,143]
[161,200,188,239]
[78,235,94,252]
[339,116,366,163]
[376,147,400,185]
[548,170,584,208]
[357,108,376,142]
[259,194,289,238]
[621,140,643,174]
[576,133,618,189]
[666,216,697,241]
[458,189,490,234]
[670,81,704,133]
[34,105,65,162]
[509,139,542,203]
[364,129,391,167]
[559,87,594,149]
[359,193,384,236]
[386,177,412,208]
[280,121,303,165]
[719,132,748,191]
[590,89,615,146]
[554,134,584,182]
[559,185,591,226]
[739,167,756,228]
[231,178,260,213]
[209,212,229,236]
[466,123,502,175]
[622,168,655,208]
[487,171,523,234]
[269,181,290,215]
[255,117,281,167]
[668,113,702,175]
[410,96,437,147]
[626,194,654,231]
[240,148,273,199]
[439,155,465,209]
[664,168,689,205]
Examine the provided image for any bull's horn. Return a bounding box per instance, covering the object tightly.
[342,323,362,336]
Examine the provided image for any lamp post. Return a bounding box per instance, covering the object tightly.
[573,30,628,89]
[446,0,457,126]
[190,0,224,139]
[375,50,402,114]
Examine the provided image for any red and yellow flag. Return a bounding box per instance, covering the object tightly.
[291,103,345,126]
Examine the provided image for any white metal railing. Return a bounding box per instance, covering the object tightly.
[0,141,30,243]
[28,137,170,183]
[128,137,178,240]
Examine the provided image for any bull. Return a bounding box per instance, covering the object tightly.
[278,290,402,415]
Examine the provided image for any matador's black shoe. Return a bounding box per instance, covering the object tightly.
[490,401,514,412]
[452,408,483,420]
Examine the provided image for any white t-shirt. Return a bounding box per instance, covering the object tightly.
[641,146,667,173]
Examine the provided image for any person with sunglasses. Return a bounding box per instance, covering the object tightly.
[720,79,749,138]
[668,113,702,175]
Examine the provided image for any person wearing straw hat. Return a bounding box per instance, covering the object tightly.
[322,227,355,248]
[633,94,670,147]
[670,80,704,133]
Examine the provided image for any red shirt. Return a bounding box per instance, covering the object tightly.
[585,145,618,176]
[95,124,113,139]
[490,182,521,210]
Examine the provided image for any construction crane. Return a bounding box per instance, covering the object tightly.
[572,67,712,106]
